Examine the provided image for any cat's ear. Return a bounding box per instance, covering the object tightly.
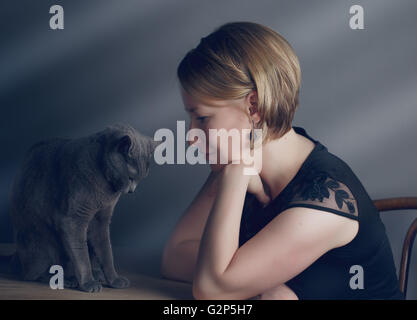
[117,135,132,156]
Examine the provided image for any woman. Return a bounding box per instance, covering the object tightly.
[161,21,404,300]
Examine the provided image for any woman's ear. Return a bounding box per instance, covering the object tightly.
[246,91,261,125]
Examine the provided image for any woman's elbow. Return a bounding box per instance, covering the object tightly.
[192,276,227,300]
[192,282,214,300]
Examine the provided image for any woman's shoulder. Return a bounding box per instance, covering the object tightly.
[282,141,366,219]
[298,140,388,232]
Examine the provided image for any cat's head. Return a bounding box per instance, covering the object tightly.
[97,123,160,194]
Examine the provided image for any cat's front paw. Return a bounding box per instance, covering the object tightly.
[92,268,106,284]
[108,275,130,289]
[79,279,102,293]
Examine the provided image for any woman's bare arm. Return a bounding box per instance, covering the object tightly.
[160,168,285,300]
[160,170,220,283]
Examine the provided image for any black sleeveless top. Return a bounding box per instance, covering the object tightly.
[239,126,405,300]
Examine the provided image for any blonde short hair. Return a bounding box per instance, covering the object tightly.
[177,21,302,142]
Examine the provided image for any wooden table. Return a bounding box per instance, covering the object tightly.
[0,243,194,300]
[0,271,194,300]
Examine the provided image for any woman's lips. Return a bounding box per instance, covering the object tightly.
[206,152,217,157]
[205,149,215,155]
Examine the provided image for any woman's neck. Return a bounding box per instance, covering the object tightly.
[259,128,316,201]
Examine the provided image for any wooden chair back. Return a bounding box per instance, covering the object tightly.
[373,197,417,299]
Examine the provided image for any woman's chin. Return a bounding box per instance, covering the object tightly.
[209,163,226,172]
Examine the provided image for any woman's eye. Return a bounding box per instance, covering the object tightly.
[197,116,207,123]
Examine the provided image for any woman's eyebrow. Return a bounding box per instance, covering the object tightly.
[185,106,196,113]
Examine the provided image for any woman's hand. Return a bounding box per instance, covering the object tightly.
[222,163,271,207]
[211,130,270,205]
[247,172,271,207]
[225,130,271,206]
[248,284,299,300]
[258,283,299,300]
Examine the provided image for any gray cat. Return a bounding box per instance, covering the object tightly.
[9,123,159,293]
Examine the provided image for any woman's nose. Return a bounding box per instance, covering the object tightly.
[187,120,198,146]
[187,133,199,147]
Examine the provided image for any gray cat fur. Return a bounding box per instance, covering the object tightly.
[9,123,160,292]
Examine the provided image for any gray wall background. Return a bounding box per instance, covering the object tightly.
[0,0,416,298]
